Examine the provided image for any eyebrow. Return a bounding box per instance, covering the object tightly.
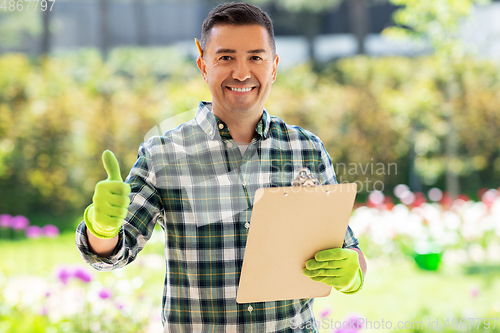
[215,48,266,54]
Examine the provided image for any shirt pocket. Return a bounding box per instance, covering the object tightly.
[268,162,321,188]
[182,171,248,228]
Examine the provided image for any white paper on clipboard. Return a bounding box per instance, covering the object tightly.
[236,182,357,304]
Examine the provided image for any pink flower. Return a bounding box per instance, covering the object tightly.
[57,267,73,285]
[334,328,358,333]
[334,313,364,332]
[115,300,126,310]
[368,190,385,207]
[347,315,363,330]
[482,189,498,206]
[321,307,332,318]
[10,215,30,230]
[428,188,443,202]
[43,224,60,237]
[25,225,43,238]
[400,191,415,205]
[98,288,113,300]
[470,285,479,298]
[73,267,92,283]
[0,214,12,228]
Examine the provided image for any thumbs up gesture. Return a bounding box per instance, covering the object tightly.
[84,150,131,239]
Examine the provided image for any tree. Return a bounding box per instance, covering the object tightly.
[347,0,370,55]
[40,8,51,57]
[247,0,342,63]
[0,5,51,59]
[0,10,40,53]
[99,0,111,60]
[134,0,149,46]
[246,0,378,62]
[383,0,491,196]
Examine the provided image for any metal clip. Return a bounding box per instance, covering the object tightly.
[291,167,320,187]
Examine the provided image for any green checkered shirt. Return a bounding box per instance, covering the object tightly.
[76,101,359,332]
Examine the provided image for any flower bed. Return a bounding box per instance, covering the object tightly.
[350,186,500,268]
[0,214,60,240]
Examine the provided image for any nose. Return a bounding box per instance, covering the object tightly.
[232,60,251,82]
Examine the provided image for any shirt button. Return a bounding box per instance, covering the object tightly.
[244,222,250,229]
[209,130,213,136]
[226,142,232,148]
[241,180,246,187]
[247,305,253,313]
[218,123,224,130]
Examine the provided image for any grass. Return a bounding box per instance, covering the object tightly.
[315,256,500,332]
[0,225,165,276]
[0,232,83,276]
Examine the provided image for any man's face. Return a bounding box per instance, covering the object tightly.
[197,24,279,119]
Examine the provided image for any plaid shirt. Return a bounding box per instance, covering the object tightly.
[76,101,359,332]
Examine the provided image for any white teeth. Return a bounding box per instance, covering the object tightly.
[230,87,252,92]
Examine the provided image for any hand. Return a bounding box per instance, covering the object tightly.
[302,248,363,294]
[84,150,131,239]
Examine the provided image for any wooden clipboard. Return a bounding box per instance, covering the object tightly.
[236,175,357,304]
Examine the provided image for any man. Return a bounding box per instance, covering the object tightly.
[76,2,367,332]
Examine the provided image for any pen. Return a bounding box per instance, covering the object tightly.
[195,37,203,57]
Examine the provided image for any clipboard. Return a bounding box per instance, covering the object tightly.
[236,168,357,303]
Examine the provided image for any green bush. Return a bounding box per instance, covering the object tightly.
[0,49,209,230]
[1,49,499,231]
[269,57,500,198]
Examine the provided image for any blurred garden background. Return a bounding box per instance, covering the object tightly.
[1,0,500,332]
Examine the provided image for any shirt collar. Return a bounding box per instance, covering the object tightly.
[256,108,271,139]
[195,101,271,140]
[195,101,218,140]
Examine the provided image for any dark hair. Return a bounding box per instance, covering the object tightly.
[200,2,276,55]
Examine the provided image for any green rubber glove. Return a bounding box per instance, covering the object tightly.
[84,150,131,239]
[303,248,363,294]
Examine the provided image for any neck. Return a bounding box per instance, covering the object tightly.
[227,122,257,143]
[212,105,262,144]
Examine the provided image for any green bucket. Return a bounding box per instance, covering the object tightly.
[412,251,442,271]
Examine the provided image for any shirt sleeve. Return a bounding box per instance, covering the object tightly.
[342,225,360,249]
[317,140,338,186]
[75,139,165,271]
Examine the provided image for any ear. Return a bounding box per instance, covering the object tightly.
[271,54,279,83]
[196,56,208,83]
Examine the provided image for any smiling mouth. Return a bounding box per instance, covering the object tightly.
[227,86,255,93]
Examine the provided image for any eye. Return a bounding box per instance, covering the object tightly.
[251,56,262,61]
[220,56,232,61]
